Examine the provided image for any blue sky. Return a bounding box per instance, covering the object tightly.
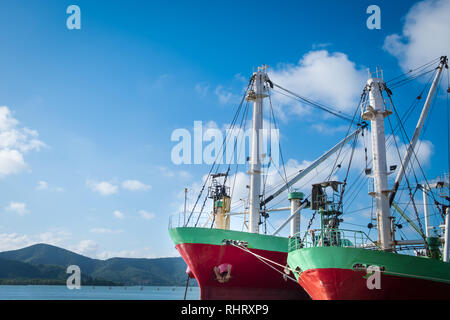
[0,0,449,258]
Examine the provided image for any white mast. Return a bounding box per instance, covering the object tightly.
[362,69,393,251]
[289,192,303,236]
[444,207,450,262]
[183,187,188,226]
[422,186,432,237]
[421,180,450,237]
[247,66,268,233]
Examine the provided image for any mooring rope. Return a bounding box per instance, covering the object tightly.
[230,243,299,283]
[231,243,450,285]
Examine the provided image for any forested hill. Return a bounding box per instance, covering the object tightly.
[0,243,195,286]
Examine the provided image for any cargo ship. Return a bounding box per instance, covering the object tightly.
[168,64,364,299]
[168,66,311,300]
[287,56,450,299]
[169,226,307,299]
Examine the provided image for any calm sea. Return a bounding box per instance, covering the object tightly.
[0,285,200,300]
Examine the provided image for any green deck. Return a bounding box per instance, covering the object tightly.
[169,227,289,252]
[288,246,450,284]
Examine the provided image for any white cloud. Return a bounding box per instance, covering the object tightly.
[310,123,349,135]
[158,166,175,177]
[113,210,125,219]
[70,240,99,257]
[204,120,219,130]
[121,179,151,191]
[90,228,123,234]
[96,247,155,259]
[268,50,367,121]
[151,74,170,89]
[352,131,434,173]
[179,170,192,179]
[0,149,27,176]
[312,43,332,50]
[0,233,32,251]
[0,128,44,152]
[383,0,450,72]
[5,201,29,216]
[158,166,191,179]
[0,107,18,131]
[36,181,48,191]
[214,85,235,104]
[195,82,210,97]
[36,181,64,192]
[0,230,70,252]
[37,230,70,246]
[234,73,248,83]
[86,180,118,196]
[139,210,155,220]
[88,179,151,194]
[0,106,45,177]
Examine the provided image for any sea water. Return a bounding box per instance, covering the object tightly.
[0,285,200,300]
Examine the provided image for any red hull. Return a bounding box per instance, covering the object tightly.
[299,268,450,300]
[177,243,309,300]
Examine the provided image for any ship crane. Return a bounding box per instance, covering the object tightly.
[389,56,448,206]
[206,173,231,230]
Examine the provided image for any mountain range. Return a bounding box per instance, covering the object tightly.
[0,243,195,286]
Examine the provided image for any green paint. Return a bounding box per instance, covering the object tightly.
[169,227,289,252]
[288,192,304,200]
[288,246,450,284]
[426,237,442,260]
[392,202,425,238]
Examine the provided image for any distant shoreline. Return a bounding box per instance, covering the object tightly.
[0,279,122,286]
[0,243,195,287]
[0,284,192,287]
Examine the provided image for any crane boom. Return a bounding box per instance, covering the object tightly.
[261,124,365,207]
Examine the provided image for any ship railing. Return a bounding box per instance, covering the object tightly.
[288,228,379,252]
[168,213,213,229]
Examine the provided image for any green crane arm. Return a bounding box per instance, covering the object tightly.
[392,202,425,239]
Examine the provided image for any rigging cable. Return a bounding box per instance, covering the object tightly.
[230,243,299,283]
[271,83,356,123]
[389,68,436,90]
[327,88,366,185]
[185,76,253,227]
[386,77,445,220]
[386,110,427,243]
[385,57,440,85]
[447,66,450,200]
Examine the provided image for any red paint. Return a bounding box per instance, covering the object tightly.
[176,243,309,300]
[299,268,450,300]
[216,263,231,274]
